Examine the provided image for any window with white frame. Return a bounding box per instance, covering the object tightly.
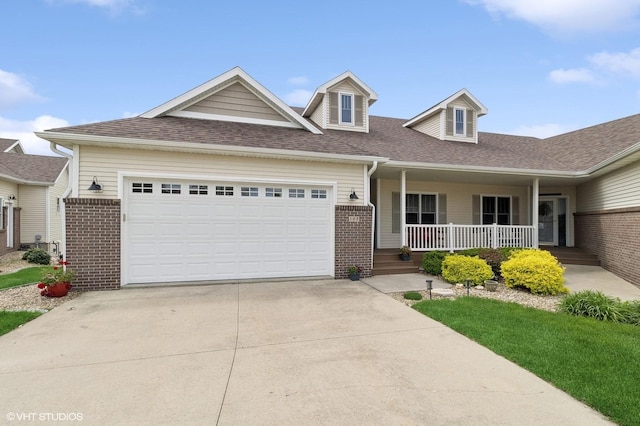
[340,93,353,124]
[265,188,282,198]
[132,182,153,194]
[161,183,181,194]
[454,107,465,135]
[215,186,234,196]
[482,196,511,225]
[311,189,327,199]
[289,188,305,198]
[189,185,208,195]
[406,194,437,225]
[241,186,259,197]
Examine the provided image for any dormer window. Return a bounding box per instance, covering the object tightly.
[454,107,465,135]
[340,93,353,125]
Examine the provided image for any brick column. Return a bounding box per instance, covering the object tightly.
[335,205,373,279]
[575,207,640,288]
[65,198,121,290]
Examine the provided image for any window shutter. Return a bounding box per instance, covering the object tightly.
[511,196,520,225]
[392,192,400,234]
[445,107,453,136]
[355,95,364,127]
[466,109,474,138]
[438,194,447,224]
[329,92,338,124]
[472,194,480,225]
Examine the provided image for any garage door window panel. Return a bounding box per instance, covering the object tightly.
[216,186,234,196]
[161,184,181,194]
[132,183,153,193]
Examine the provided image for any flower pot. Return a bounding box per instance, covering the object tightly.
[45,282,72,297]
[399,254,411,261]
[348,273,361,281]
[484,280,498,292]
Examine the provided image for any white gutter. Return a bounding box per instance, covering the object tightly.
[49,143,73,260]
[383,160,586,178]
[367,161,378,271]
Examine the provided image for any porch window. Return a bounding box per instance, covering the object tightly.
[482,196,510,225]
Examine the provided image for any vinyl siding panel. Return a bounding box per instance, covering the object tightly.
[411,112,441,139]
[325,81,368,133]
[577,160,640,212]
[0,181,18,199]
[377,178,529,249]
[49,168,68,246]
[18,185,46,245]
[309,99,324,127]
[78,146,365,205]
[184,82,287,122]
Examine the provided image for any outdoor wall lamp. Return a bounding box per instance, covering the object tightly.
[349,189,359,200]
[8,195,16,200]
[88,176,103,193]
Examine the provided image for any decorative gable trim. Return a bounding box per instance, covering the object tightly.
[140,66,322,135]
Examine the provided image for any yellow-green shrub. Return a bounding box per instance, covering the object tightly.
[501,249,568,295]
[441,255,493,285]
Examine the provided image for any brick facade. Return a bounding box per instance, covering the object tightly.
[335,205,373,279]
[575,207,640,288]
[65,198,121,290]
[0,206,20,257]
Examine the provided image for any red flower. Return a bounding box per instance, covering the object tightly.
[40,290,46,296]
[37,283,45,289]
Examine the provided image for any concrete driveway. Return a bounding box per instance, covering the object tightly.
[0,280,612,425]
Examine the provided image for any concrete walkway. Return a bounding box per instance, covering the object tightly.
[363,264,640,300]
[0,280,612,425]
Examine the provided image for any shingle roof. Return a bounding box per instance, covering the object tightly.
[0,138,18,152]
[0,152,68,184]
[45,111,640,173]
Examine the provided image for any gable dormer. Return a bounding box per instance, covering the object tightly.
[302,71,378,133]
[141,67,322,134]
[403,89,487,143]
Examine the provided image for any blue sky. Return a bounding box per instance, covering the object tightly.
[2,0,640,155]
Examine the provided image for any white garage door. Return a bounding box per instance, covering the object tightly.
[124,178,333,285]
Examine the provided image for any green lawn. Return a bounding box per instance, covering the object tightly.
[0,266,52,290]
[0,311,42,336]
[413,297,640,426]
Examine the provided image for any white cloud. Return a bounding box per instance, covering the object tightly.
[46,0,144,14]
[284,89,313,107]
[511,123,576,138]
[288,76,309,86]
[466,0,640,34]
[0,115,70,156]
[548,68,596,84]
[589,48,640,76]
[0,69,44,109]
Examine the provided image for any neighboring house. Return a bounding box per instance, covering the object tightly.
[0,139,70,257]
[36,67,640,290]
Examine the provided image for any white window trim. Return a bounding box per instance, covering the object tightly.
[405,192,438,225]
[480,195,512,225]
[454,107,466,136]
[339,92,355,126]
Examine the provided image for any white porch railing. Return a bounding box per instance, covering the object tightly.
[405,224,536,252]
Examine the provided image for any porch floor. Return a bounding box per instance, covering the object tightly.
[372,246,600,276]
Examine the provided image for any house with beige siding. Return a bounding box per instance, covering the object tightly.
[36,67,640,290]
[0,139,69,257]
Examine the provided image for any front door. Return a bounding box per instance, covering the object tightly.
[538,199,557,245]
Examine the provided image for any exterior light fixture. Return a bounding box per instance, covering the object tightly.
[465,279,471,296]
[8,195,16,200]
[88,176,103,193]
[349,189,359,200]
[426,279,433,300]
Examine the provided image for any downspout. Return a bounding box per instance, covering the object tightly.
[50,143,73,260]
[367,161,378,271]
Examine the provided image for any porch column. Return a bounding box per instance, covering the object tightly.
[401,170,407,246]
[532,178,539,248]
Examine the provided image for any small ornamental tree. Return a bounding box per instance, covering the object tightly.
[501,249,568,295]
[441,255,493,285]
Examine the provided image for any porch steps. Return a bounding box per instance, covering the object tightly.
[372,246,600,276]
[543,247,601,266]
[372,249,422,276]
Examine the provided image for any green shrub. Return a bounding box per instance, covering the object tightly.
[21,248,51,265]
[422,251,448,275]
[477,248,504,278]
[499,247,521,259]
[501,249,568,295]
[559,291,640,325]
[441,255,493,285]
[403,291,423,301]
[457,248,480,257]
